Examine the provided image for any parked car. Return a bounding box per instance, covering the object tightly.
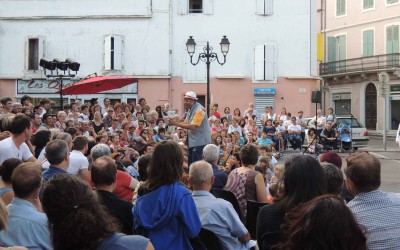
[305,117,369,150]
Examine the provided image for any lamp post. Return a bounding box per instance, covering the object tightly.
[39,58,80,109]
[186,36,230,115]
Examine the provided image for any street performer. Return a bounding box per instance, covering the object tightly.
[168,91,211,166]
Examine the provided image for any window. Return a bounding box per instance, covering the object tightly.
[336,0,346,16]
[189,0,202,13]
[387,0,399,4]
[254,45,276,81]
[104,36,122,71]
[363,30,374,57]
[363,0,374,9]
[179,0,213,15]
[28,39,39,70]
[256,0,273,15]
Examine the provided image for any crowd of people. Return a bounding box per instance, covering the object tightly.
[0,92,399,250]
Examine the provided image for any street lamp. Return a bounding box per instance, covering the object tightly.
[186,35,230,115]
[39,58,80,109]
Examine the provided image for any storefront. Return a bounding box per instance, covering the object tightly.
[16,79,138,111]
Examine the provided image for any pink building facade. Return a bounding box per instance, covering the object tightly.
[319,0,400,131]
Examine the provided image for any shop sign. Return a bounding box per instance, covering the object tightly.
[254,88,276,96]
[17,79,138,94]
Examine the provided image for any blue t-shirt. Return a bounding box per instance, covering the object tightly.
[97,233,149,250]
[256,137,273,146]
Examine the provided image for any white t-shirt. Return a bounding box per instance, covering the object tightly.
[0,137,33,165]
[227,125,242,136]
[288,124,302,133]
[313,115,326,130]
[67,150,89,175]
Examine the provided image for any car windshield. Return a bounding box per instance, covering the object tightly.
[337,118,363,128]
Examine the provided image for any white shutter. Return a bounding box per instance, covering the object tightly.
[265,45,275,80]
[104,36,112,70]
[185,44,206,82]
[178,0,188,15]
[203,0,213,14]
[265,0,273,15]
[38,37,44,62]
[113,36,122,70]
[256,0,265,15]
[254,45,265,80]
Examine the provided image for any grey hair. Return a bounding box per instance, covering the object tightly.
[56,132,72,143]
[12,103,22,110]
[203,144,219,163]
[189,161,213,186]
[50,128,61,140]
[45,139,69,165]
[90,144,111,161]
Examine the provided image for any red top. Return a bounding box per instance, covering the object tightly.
[88,170,134,202]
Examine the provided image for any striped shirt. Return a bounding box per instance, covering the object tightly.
[348,189,400,250]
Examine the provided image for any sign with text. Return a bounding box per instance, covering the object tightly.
[17,79,137,94]
[254,88,276,96]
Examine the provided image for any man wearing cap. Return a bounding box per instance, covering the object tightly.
[169,91,211,166]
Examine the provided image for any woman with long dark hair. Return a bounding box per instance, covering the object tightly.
[276,194,367,250]
[32,129,51,160]
[256,155,327,250]
[42,174,153,250]
[133,141,201,250]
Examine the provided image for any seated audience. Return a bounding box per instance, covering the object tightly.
[132,141,202,250]
[42,140,70,181]
[42,174,153,250]
[345,152,400,249]
[203,144,228,189]
[67,135,90,181]
[256,155,326,250]
[91,156,134,235]
[0,158,22,205]
[224,144,267,221]
[189,160,254,250]
[0,162,52,249]
[277,195,367,250]
[321,162,344,195]
[320,123,339,150]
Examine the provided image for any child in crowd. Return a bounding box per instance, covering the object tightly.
[256,132,274,147]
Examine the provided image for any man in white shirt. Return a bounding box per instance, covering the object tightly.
[288,117,302,150]
[67,135,89,181]
[313,109,326,137]
[0,114,40,167]
[228,116,243,136]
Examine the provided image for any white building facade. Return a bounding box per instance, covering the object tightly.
[0,0,319,117]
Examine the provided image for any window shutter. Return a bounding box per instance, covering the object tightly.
[104,36,112,70]
[113,36,122,70]
[254,45,265,80]
[256,0,265,15]
[394,26,400,53]
[363,0,374,9]
[203,0,213,15]
[178,0,189,15]
[38,38,44,64]
[265,0,273,15]
[336,0,345,16]
[264,45,275,80]
[363,30,374,57]
[327,37,337,62]
[387,0,398,4]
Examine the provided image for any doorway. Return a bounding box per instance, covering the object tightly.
[365,83,377,129]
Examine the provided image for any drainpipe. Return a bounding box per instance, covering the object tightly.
[168,0,173,109]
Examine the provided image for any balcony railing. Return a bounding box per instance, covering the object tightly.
[320,53,400,76]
